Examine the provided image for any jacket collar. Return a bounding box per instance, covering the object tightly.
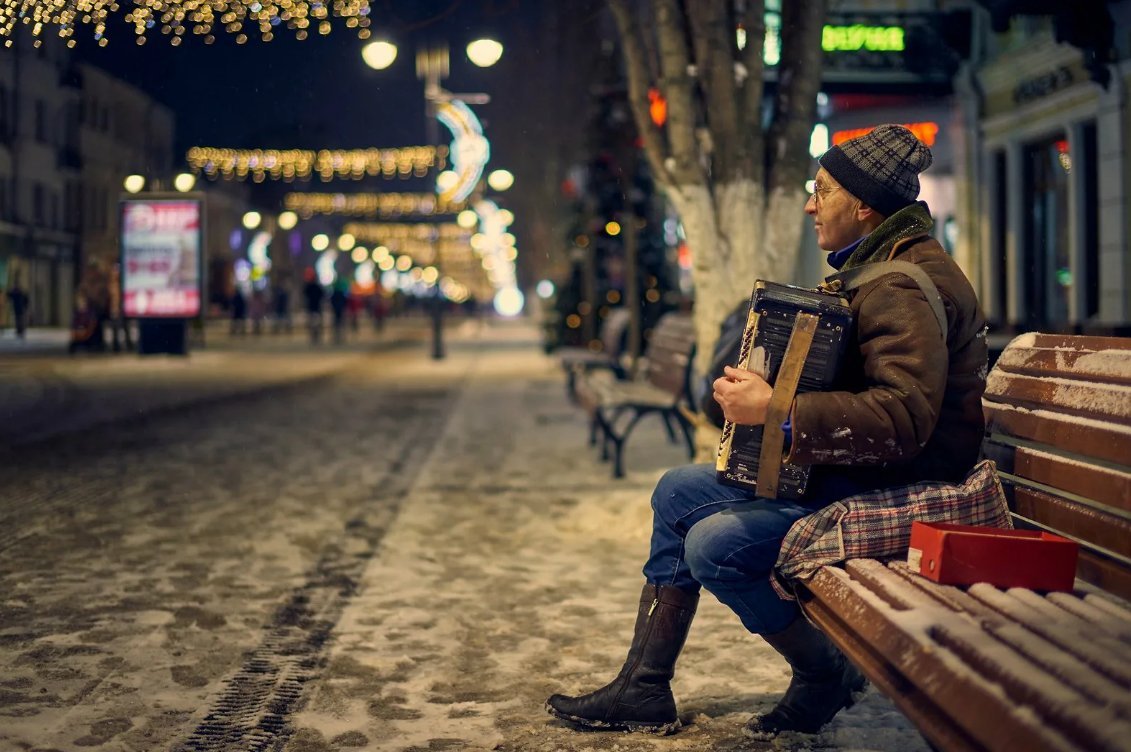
[838,202,935,272]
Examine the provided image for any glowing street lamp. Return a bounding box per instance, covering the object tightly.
[173,173,197,192]
[277,211,299,230]
[466,38,504,68]
[242,211,262,230]
[123,174,146,194]
[486,169,514,192]
[361,40,398,71]
[456,209,479,229]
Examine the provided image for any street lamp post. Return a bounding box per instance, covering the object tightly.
[419,43,448,360]
[363,37,498,360]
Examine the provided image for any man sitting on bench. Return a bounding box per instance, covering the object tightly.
[546,125,990,737]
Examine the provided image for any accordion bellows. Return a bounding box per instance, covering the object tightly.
[716,281,853,499]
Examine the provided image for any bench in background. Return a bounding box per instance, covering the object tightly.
[575,311,696,479]
[558,307,631,403]
[796,333,1131,752]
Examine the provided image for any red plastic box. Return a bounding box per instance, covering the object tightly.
[907,521,1079,591]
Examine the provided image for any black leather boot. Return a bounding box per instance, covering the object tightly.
[546,583,699,734]
[745,615,867,736]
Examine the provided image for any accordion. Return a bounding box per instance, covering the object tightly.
[715,281,853,499]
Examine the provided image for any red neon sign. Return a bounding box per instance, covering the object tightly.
[648,88,668,127]
[832,121,939,147]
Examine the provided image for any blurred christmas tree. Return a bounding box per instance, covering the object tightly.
[548,44,681,357]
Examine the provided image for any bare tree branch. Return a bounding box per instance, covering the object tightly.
[740,0,766,187]
[767,0,827,193]
[686,0,744,183]
[653,0,700,182]
[608,0,674,184]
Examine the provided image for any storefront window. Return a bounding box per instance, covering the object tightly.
[1081,123,1099,320]
[991,150,1007,326]
[1023,134,1071,328]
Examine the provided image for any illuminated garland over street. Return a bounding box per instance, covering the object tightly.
[342,221,470,266]
[185,146,446,182]
[341,221,468,244]
[284,192,465,218]
[0,0,372,47]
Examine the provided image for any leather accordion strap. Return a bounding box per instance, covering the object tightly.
[826,260,947,341]
[756,312,819,499]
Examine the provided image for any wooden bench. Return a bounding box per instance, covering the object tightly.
[558,307,631,403]
[794,333,1131,752]
[575,311,696,479]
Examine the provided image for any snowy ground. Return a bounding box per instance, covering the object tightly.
[0,319,931,751]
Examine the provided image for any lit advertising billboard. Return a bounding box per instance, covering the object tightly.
[120,198,203,318]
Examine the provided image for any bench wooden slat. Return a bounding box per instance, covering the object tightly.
[1020,332,1131,353]
[965,585,1131,689]
[931,619,1131,752]
[983,405,1131,468]
[1012,487,1131,559]
[1047,591,1131,642]
[1011,447,1131,514]
[992,334,1131,386]
[801,565,1081,752]
[977,620,1131,715]
[888,562,1005,620]
[835,562,1131,752]
[1074,550,1131,606]
[895,556,1131,692]
[984,371,1131,423]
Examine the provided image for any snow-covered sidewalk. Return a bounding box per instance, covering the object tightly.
[284,321,931,752]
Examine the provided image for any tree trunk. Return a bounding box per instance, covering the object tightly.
[607,0,827,459]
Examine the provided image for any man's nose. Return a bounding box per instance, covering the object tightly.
[804,194,817,214]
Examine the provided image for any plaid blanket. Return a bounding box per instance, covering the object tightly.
[771,459,1012,600]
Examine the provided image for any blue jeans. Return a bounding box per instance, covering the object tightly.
[642,463,819,636]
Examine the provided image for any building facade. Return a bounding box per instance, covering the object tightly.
[0,39,80,328]
[78,63,176,273]
[963,3,1131,335]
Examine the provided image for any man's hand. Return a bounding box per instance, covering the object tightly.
[712,365,773,426]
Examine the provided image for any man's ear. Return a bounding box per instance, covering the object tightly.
[855,203,879,222]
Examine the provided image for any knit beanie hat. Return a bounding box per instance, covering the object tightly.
[818,124,933,217]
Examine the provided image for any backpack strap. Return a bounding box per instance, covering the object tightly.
[825,260,947,341]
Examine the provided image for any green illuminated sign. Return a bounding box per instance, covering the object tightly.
[822,25,905,52]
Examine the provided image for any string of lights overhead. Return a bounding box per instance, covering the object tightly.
[341,221,468,244]
[283,192,465,218]
[0,0,374,48]
[184,146,446,182]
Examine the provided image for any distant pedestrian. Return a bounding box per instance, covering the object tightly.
[347,287,364,333]
[230,288,248,335]
[302,269,324,344]
[272,285,292,334]
[7,279,28,339]
[371,292,388,333]
[68,292,104,354]
[107,264,132,352]
[329,280,349,344]
[249,287,267,336]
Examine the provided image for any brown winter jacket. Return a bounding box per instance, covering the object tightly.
[787,202,988,493]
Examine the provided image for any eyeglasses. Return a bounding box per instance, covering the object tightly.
[811,181,841,206]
